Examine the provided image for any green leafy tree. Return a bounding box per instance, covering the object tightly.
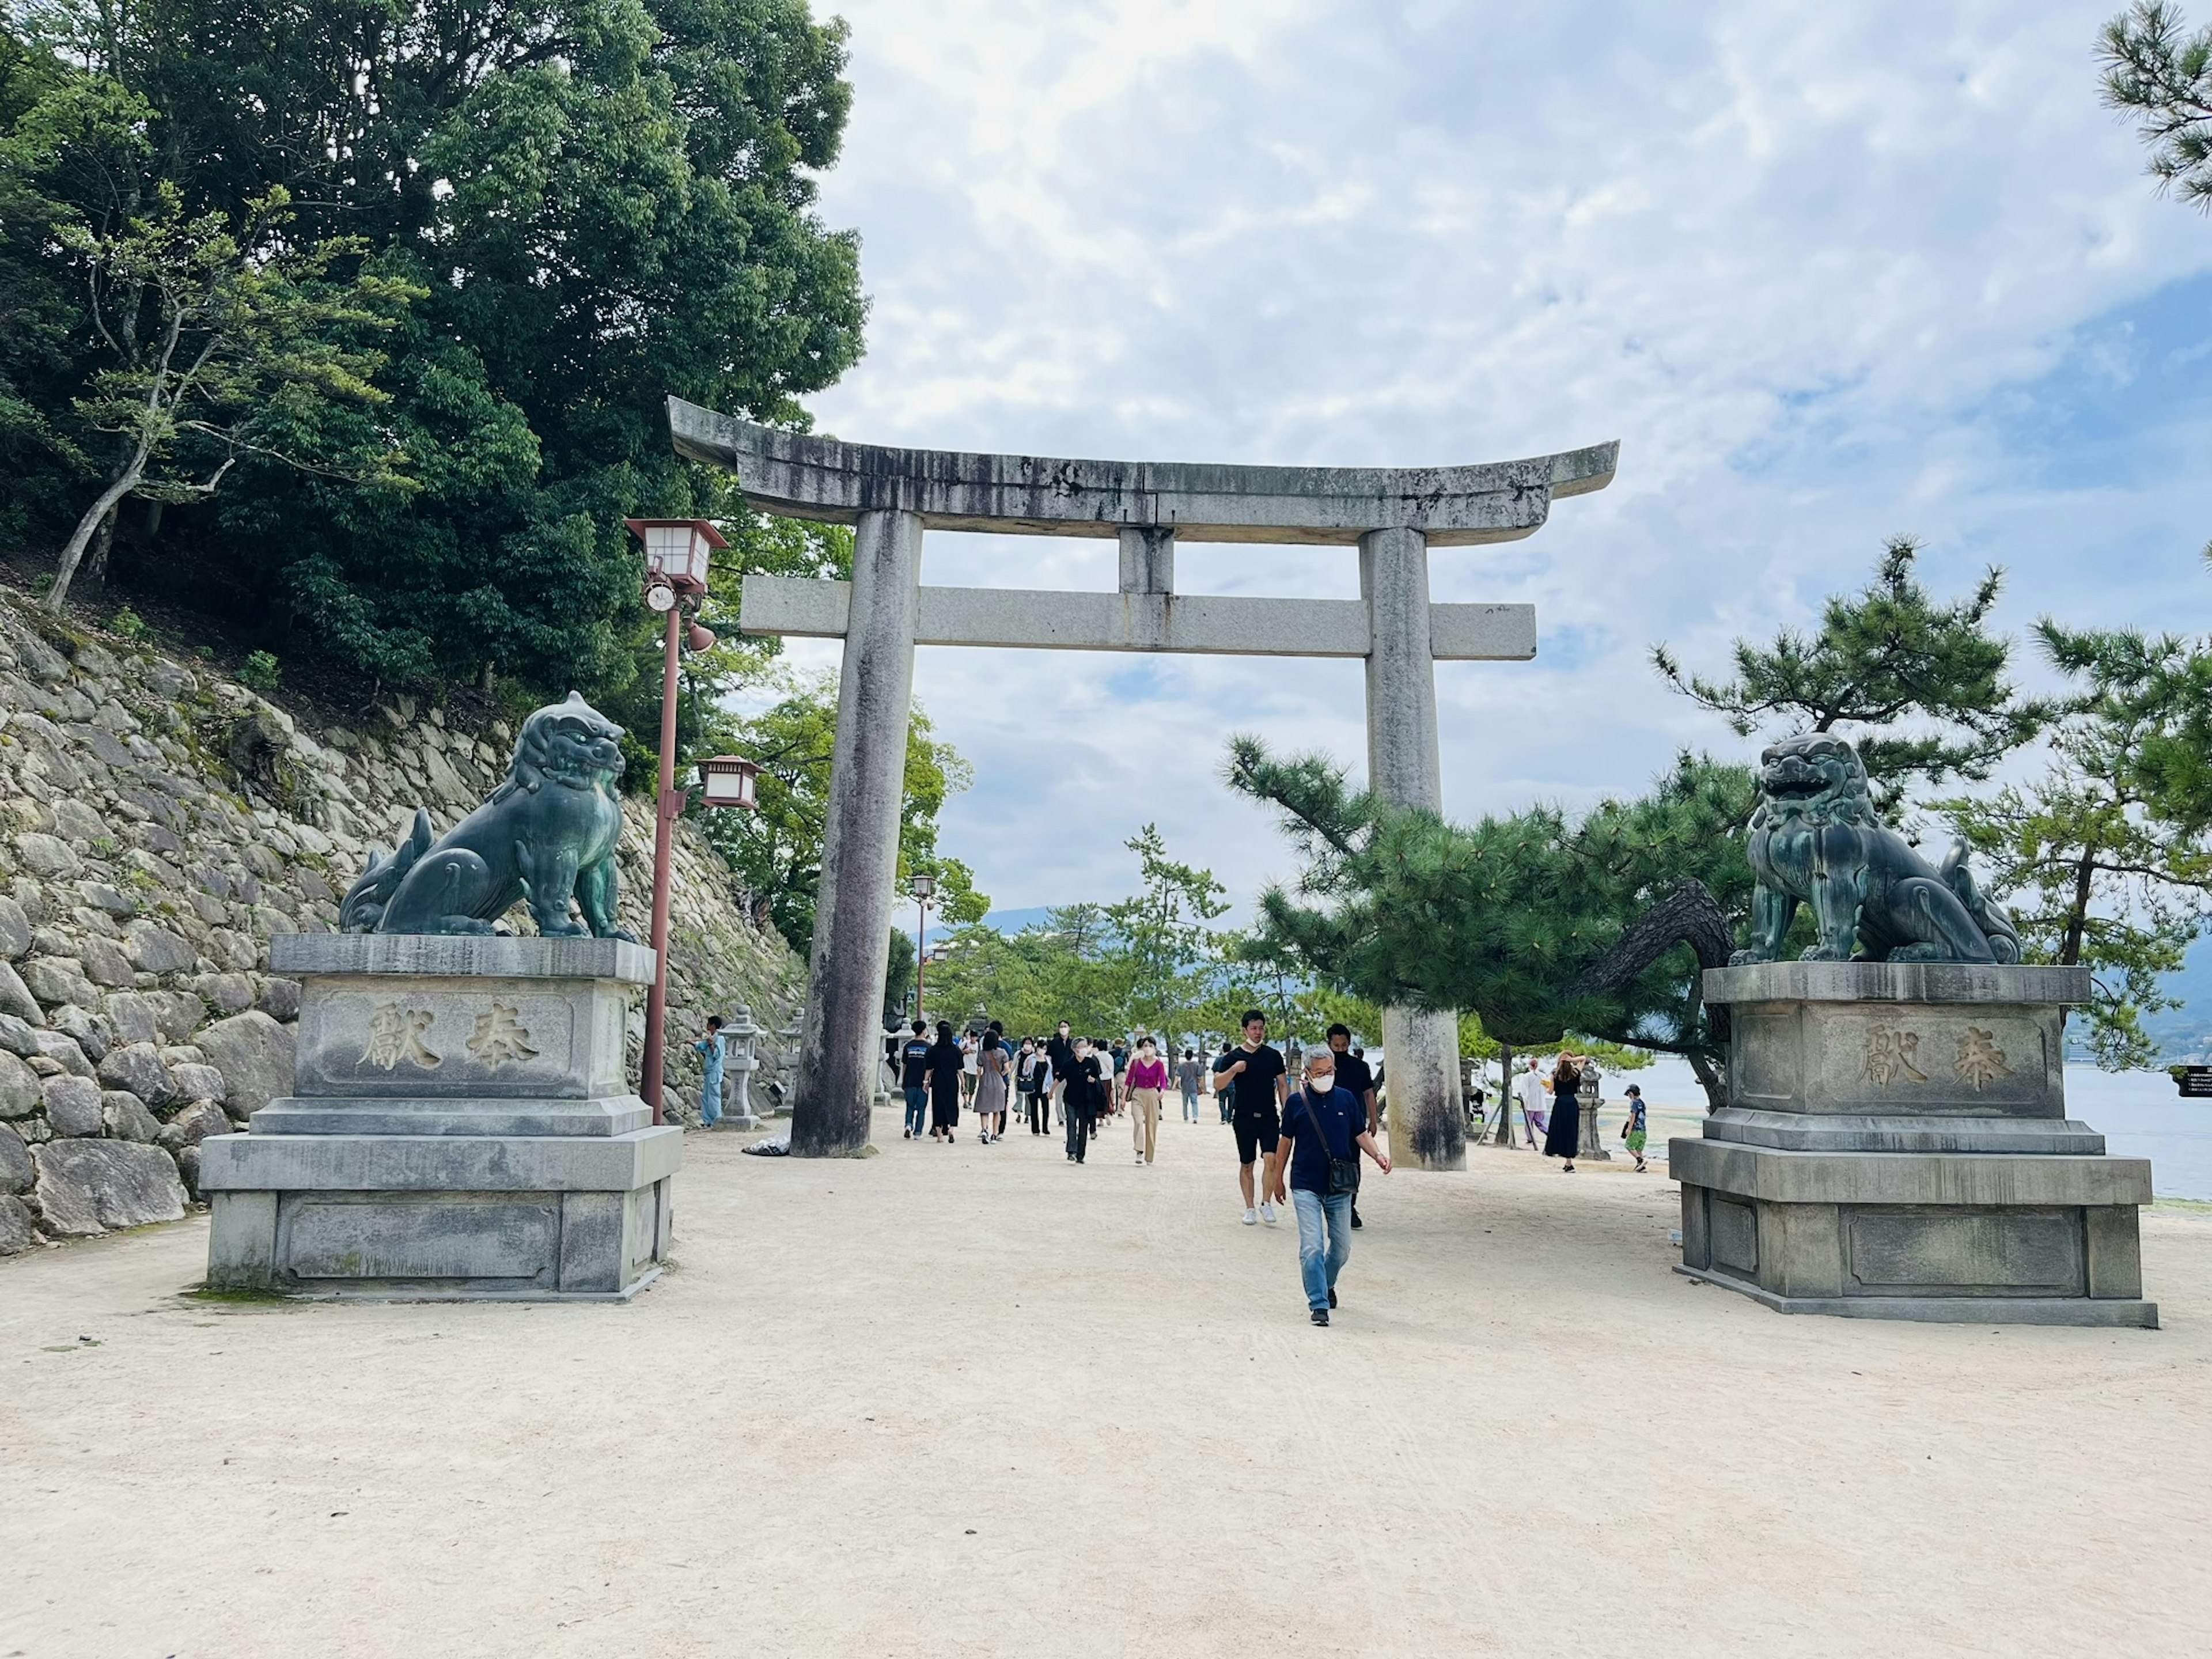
[4,0,864,696]
[697,675,983,957]
[2100,2,2212,208]
[1945,624,2212,1067]
[1224,737,1757,1108]
[1104,824,1232,1041]
[1652,536,2048,811]
[41,177,418,612]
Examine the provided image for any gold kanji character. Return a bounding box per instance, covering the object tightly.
[1863,1025,1929,1088]
[467,1002,539,1068]
[1955,1027,2012,1091]
[363,1002,439,1070]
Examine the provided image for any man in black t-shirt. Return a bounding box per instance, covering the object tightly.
[899,1020,933,1141]
[1327,1024,1377,1230]
[1213,1009,1288,1226]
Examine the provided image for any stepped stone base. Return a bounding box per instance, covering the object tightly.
[200,934,678,1301]
[1673,961,2158,1330]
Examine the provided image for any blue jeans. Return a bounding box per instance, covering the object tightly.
[1181,1086,1199,1121]
[700,1068,724,1127]
[903,1086,928,1136]
[1291,1187,1353,1312]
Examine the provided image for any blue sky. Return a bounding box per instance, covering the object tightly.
[767,1,2212,920]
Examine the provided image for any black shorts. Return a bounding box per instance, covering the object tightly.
[1233,1111,1280,1166]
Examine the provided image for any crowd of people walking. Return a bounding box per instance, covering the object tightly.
[872,1008,1649,1327]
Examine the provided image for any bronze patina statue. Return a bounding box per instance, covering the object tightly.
[1732,733,2019,965]
[340,692,636,938]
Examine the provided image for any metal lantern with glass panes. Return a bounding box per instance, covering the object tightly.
[624,517,726,608]
[699,754,759,810]
[722,1003,763,1130]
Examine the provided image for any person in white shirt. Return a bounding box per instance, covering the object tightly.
[1513,1056,1550,1150]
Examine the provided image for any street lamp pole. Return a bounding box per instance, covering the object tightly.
[624,516,743,1126]
[912,870,937,1025]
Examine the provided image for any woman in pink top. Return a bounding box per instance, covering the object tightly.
[1124,1037,1169,1165]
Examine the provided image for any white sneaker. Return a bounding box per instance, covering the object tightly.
[1260,1202,1278,1225]
[1135,1154,1146,1165]
[1242,1207,1258,1226]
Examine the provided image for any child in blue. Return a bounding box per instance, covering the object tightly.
[1620,1083,1648,1172]
[1264,1050,1391,1326]
[693,1015,725,1128]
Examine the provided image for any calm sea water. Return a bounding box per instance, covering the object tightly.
[1591,1056,2212,1200]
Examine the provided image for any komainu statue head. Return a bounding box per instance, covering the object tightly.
[1749,733,1880,832]
[1733,733,2020,967]
[504,691,628,798]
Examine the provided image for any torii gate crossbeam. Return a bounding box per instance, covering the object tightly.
[668,396,1618,1166]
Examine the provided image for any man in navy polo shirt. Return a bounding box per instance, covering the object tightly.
[1267,1049,1391,1325]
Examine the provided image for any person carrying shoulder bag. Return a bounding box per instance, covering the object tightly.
[1266,1051,1391,1325]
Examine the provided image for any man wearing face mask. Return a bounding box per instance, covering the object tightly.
[1266,1050,1391,1326]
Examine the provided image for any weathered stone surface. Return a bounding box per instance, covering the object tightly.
[12,831,80,878]
[42,1073,103,1137]
[0,959,39,1022]
[47,1003,109,1062]
[0,1050,38,1118]
[0,1121,32,1192]
[32,1139,187,1234]
[272,933,657,982]
[255,975,302,1021]
[170,1062,227,1105]
[103,990,159,1047]
[79,935,135,987]
[196,1010,293,1118]
[21,956,99,1011]
[156,1099,233,1152]
[31,1031,90,1076]
[0,1194,37,1253]
[101,1089,161,1142]
[0,894,29,958]
[143,990,205,1043]
[97,1043,177,1108]
[0,1013,36,1058]
[192,971,255,1015]
[122,920,198,975]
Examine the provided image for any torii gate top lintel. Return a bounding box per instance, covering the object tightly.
[668,396,1616,546]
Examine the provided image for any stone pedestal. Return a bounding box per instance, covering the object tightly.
[200,935,679,1301]
[1671,962,2155,1328]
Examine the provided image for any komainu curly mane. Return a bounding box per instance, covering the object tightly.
[1732,733,2019,966]
[340,692,635,938]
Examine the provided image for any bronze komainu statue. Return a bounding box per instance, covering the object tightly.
[1732,733,2018,965]
[340,692,635,938]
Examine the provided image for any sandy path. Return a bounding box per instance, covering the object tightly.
[3,1105,2207,1658]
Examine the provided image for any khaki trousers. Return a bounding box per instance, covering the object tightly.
[1128,1087,1161,1161]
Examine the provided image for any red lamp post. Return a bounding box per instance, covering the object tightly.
[623,516,748,1124]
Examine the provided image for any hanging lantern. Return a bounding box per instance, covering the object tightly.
[699,754,759,810]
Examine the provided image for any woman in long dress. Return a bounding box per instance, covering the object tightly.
[926,1021,964,1142]
[1542,1051,1581,1173]
[975,1024,1010,1142]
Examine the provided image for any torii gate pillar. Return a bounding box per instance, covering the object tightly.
[1361,527,1464,1169]
[792,507,922,1157]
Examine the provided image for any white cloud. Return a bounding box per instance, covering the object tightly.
[772,0,2212,914]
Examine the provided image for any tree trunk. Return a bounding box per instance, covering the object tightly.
[48,452,150,614]
[1688,1050,1726,1113]
[1490,1042,1516,1145]
[82,505,119,592]
[2060,852,2095,965]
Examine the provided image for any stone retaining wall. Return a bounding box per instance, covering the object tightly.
[0,596,801,1254]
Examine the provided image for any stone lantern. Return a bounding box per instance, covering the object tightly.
[722,1003,763,1130]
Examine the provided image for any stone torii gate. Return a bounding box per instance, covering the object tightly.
[668,396,1617,1166]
